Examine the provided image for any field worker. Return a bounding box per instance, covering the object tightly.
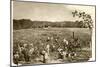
[18,44,21,53]
[18,45,24,54]
[29,48,34,55]
[68,53,71,58]
[23,43,27,48]
[55,38,58,42]
[21,46,30,62]
[44,51,49,63]
[28,47,34,61]
[63,38,66,43]
[50,44,55,52]
[52,45,55,49]
[63,38,69,51]
[13,51,19,65]
[17,44,25,61]
[18,46,25,61]
[41,50,49,63]
[47,37,50,42]
[17,44,22,52]
[64,45,69,57]
[63,38,68,45]
[46,44,50,55]
[62,51,67,59]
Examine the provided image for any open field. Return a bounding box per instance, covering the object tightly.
[13,28,92,64]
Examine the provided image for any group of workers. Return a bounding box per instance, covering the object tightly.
[13,36,81,65]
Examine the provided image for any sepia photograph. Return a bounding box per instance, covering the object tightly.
[11,0,96,66]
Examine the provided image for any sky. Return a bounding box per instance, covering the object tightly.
[12,1,95,22]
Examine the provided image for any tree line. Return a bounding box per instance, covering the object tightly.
[13,19,87,30]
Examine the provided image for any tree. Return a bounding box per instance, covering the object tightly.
[72,10,93,52]
[72,10,93,29]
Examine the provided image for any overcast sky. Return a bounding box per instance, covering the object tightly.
[13,1,95,22]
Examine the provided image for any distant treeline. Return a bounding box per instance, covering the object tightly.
[13,19,86,30]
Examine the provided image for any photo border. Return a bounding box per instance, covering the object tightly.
[10,0,96,66]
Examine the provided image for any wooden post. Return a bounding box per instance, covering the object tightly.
[73,32,74,39]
